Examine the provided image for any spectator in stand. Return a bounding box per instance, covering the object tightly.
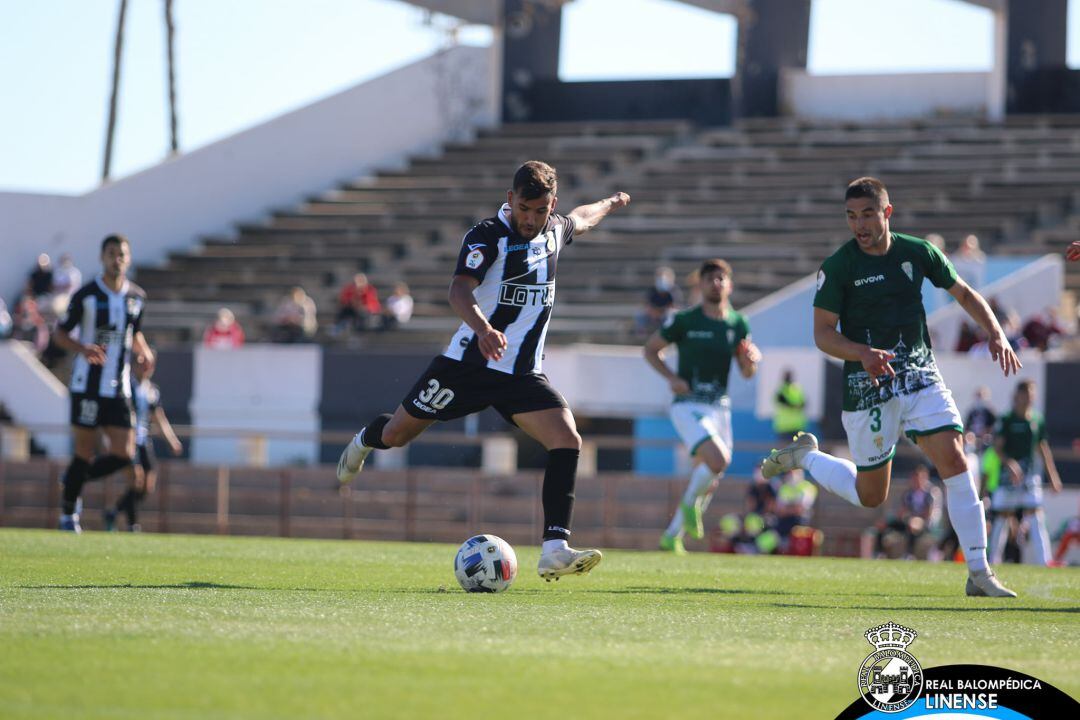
[0,298,12,338]
[772,368,807,442]
[925,233,946,251]
[13,293,49,353]
[965,386,997,453]
[273,286,318,343]
[684,268,702,307]
[873,465,942,559]
[381,281,413,331]
[26,253,53,299]
[1066,241,1080,261]
[633,266,681,338]
[335,273,381,334]
[774,469,817,542]
[950,234,987,291]
[1021,308,1065,352]
[745,467,777,517]
[51,253,82,304]
[203,308,246,349]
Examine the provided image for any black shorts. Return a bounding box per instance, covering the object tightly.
[70,393,134,429]
[401,355,568,424]
[137,443,156,472]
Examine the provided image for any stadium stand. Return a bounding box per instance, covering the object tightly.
[135,114,1080,349]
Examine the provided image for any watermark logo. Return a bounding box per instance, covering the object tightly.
[858,622,924,713]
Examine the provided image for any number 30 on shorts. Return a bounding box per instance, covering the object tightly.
[418,379,455,410]
[869,407,882,433]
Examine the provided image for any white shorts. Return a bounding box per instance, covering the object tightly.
[669,400,733,457]
[991,474,1044,511]
[841,381,963,470]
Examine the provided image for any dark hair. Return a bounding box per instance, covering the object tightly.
[1016,379,1036,394]
[512,161,557,200]
[699,258,732,279]
[845,177,890,207]
[101,234,129,253]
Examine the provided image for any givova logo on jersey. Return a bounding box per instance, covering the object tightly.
[498,282,554,307]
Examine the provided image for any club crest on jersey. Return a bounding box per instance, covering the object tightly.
[901,261,913,282]
[545,232,556,253]
[127,297,143,316]
[465,249,484,269]
[499,282,554,307]
[727,328,736,344]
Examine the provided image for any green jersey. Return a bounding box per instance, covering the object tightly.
[659,305,749,404]
[995,410,1045,471]
[813,232,957,411]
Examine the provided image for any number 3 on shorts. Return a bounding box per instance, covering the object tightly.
[869,406,882,433]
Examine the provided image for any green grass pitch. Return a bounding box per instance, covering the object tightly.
[1,528,1076,719]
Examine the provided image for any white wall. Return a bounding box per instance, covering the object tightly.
[780,69,990,120]
[189,345,323,466]
[0,340,69,456]
[0,45,496,303]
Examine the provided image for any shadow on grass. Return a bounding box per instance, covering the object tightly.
[596,586,789,595]
[19,581,259,591]
[765,602,1080,614]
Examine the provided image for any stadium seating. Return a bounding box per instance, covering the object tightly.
[135,116,1080,348]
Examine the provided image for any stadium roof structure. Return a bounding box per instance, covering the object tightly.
[401,0,1002,27]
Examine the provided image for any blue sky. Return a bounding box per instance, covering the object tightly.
[2,0,1079,194]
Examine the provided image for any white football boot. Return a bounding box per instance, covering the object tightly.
[761,432,818,479]
[965,569,1017,598]
[537,547,603,582]
[336,434,372,485]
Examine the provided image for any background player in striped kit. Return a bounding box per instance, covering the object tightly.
[52,234,152,532]
[104,353,184,531]
[644,259,761,554]
[338,161,629,581]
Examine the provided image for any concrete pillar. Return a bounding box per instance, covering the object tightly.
[482,436,517,475]
[1006,0,1068,113]
[501,0,562,122]
[735,0,811,118]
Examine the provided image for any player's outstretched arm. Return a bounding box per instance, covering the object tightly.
[946,277,1022,376]
[1039,440,1063,493]
[568,192,630,236]
[154,407,184,456]
[813,308,895,386]
[642,331,689,395]
[448,274,507,361]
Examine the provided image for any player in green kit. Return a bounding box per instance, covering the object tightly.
[761,177,1022,597]
[988,379,1062,566]
[644,259,761,553]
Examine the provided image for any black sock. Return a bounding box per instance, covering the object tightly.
[116,488,145,526]
[61,458,91,515]
[87,454,130,480]
[542,448,579,541]
[360,413,392,450]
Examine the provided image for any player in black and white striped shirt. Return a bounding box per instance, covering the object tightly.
[338,161,629,580]
[52,234,152,532]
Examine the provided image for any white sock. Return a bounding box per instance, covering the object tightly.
[1030,511,1051,566]
[682,464,718,506]
[803,450,862,507]
[665,505,685,538]
[943,470,989,573]
[541,539,568,555]
[988,515,1008,565]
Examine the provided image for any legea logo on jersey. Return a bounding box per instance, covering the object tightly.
[854,274,886,287]
[499,282,554,307]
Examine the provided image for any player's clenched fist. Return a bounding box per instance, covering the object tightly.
[609,192,630,208]
[478,327,508,362]
[858,346,896,386]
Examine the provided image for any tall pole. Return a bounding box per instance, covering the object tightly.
[164,0,179,154]
[101,0,128,182]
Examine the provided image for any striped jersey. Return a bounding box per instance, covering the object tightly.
[133,380,161,447]
[443,203,575,375]
[58,275,147,399]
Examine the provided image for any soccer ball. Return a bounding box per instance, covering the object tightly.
[453,534,518,593]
